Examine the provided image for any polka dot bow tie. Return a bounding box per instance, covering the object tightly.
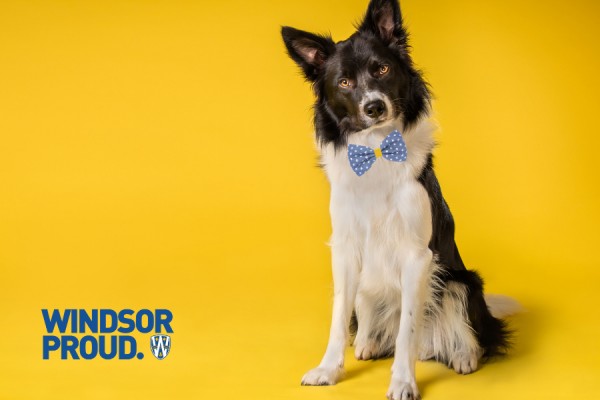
[347,130,408,176]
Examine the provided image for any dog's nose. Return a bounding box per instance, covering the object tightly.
[364,100,386,119]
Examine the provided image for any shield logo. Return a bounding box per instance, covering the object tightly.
[150,335,171,360]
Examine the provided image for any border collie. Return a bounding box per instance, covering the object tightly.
[281,0,520,399]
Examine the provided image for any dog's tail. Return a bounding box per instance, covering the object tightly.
[484,294,523,319]
[477,293,522,358]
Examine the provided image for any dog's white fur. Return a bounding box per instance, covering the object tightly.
[301,113,484,399]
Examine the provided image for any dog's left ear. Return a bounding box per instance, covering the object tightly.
[359,0,406,46]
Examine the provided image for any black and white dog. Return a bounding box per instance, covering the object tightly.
[282,0,520,399]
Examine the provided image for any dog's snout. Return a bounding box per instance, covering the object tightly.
[364,100,386,119]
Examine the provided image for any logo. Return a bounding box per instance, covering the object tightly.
[150,334,171,360]
[41,309,174,360]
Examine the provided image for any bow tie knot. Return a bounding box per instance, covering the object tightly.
[347,130,408,176]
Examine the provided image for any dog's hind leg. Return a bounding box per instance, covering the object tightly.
[420,270,509,374]
[439,281,482,374]
[353,291,379,360]
[354,292,398,360]
[418,280,481,373]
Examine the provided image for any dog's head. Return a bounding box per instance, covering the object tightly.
[282,0,429,148]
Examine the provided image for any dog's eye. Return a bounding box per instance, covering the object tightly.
[378,65,390,75]
[338,78,350,88]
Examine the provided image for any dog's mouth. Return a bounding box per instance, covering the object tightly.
[362,112,394,129]
[343,115,396,139]
[371,115,391,126]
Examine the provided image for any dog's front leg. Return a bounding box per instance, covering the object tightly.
[387,249,432,400]
[301,239,360,386]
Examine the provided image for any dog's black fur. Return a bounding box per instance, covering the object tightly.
[282,0,509,364]
[418,155,510,359]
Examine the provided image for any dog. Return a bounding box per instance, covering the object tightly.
[281,0,520,399]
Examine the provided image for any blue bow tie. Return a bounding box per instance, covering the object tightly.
[347,130,408,176]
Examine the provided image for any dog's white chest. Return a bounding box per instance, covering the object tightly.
[320,119,436,285]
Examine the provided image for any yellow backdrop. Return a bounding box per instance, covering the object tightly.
[1,0,599,399]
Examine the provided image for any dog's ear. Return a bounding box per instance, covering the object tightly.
[281,26,335,82]
[359,0,406,46]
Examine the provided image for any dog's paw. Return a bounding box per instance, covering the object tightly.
[301,367,344,386]
[450,352,479,375]
[355,341,377,360]
[386,380,420,400]
[355,340,393,360]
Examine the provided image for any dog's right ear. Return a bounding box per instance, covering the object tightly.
[281,26,335,82]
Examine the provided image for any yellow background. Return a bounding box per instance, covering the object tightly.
[1,0,599,399]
